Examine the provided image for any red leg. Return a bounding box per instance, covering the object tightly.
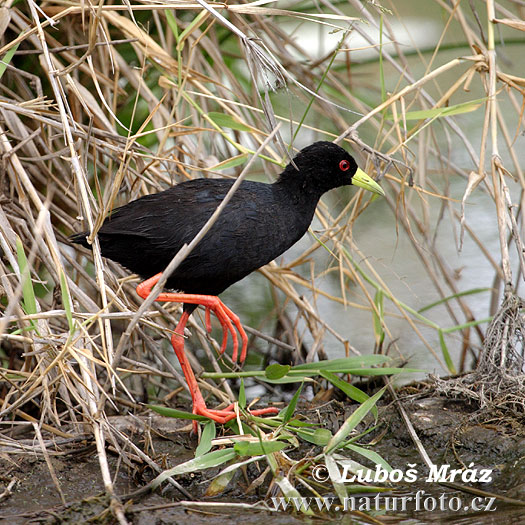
[138,273,279,427]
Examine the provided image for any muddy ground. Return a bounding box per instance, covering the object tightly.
[1,391,524,524]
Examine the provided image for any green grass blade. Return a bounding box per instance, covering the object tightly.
[324,387,386,455]
[59,269,74,332]
[265,363,291,380]
[340,245,441,329]
[292,356,391,371]
[233,440,287,456]
[373,290,385,346]
[260,376,313,384]
[207,112,252,132]
[209,154,248,171]
[345,443,392,471]
[249,415,314,428]
[203,357,421,380]
[442,317,493,333]
[165,10,179,40]
[282,382,303,424]
[418,287,492,313]
[320,371,376,417]
[15,236,37,316]
[296,428,332,446]
[0,43,19,81]
[325,454,349,503]
[195,420,216,457]
[293,29,350,142]
[151,449,237,487]
[178,10,209,50]
[238,379,246,409]
[438,329,457,374]
[165,10,183,87]
[148,405,209,421]
[206,469,236,497]
[393,98,486,121]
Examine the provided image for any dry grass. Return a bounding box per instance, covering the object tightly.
[1,0,525,519]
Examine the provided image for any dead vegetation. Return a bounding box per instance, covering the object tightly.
[1,0,525,521]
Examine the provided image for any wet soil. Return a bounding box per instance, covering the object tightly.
[1,392,524,524]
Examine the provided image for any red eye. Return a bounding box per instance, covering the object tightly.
[339,159,350,171]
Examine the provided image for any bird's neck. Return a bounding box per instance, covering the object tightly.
[272,173,321,238]
[275,167,324,203]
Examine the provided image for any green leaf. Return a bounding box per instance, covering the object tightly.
[203,356,419,382]
[292,365,419,378]
[296,428,332,446]
[265,363,291,380]
[207,112,252,131]
[345,443,392,471]
[59,270,74,332]
[178,10,209,50]
[260,376,314,384]
[0,43,19,81]
[16,236,37,316]
[438,329,457,375]
[165,10,180,41]
[282,382,303,424]
[250,415,314,428]
[418,287,492,313]
[320,370,373,407]
[442,317,493,333]
[292,356,391,371]
[238,379,246,409]
[372,290,385,345]
[209,154,248,171]
[151,449,237,487]
[233,440,287,456]
[393,98,485,121]
[148,405,209,421]
[195,420,216,457]
[204,359,419,382]
[324,387,386,455]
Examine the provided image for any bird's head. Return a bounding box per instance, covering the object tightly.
[281,141,384,197]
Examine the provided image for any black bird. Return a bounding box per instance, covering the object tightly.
[71,141,384,424]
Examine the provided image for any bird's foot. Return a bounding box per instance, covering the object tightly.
[192,401,279,432]
[136,273,248,363]
[203,300,248,362]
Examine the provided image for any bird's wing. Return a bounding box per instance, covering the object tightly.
[95,180,241,277]
[99,180,234,243]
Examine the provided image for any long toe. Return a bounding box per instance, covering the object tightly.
[193,402,279,425]
[248,407,279,417]
[194,406,238,424]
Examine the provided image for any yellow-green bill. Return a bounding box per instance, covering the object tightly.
[352,168,385,196]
